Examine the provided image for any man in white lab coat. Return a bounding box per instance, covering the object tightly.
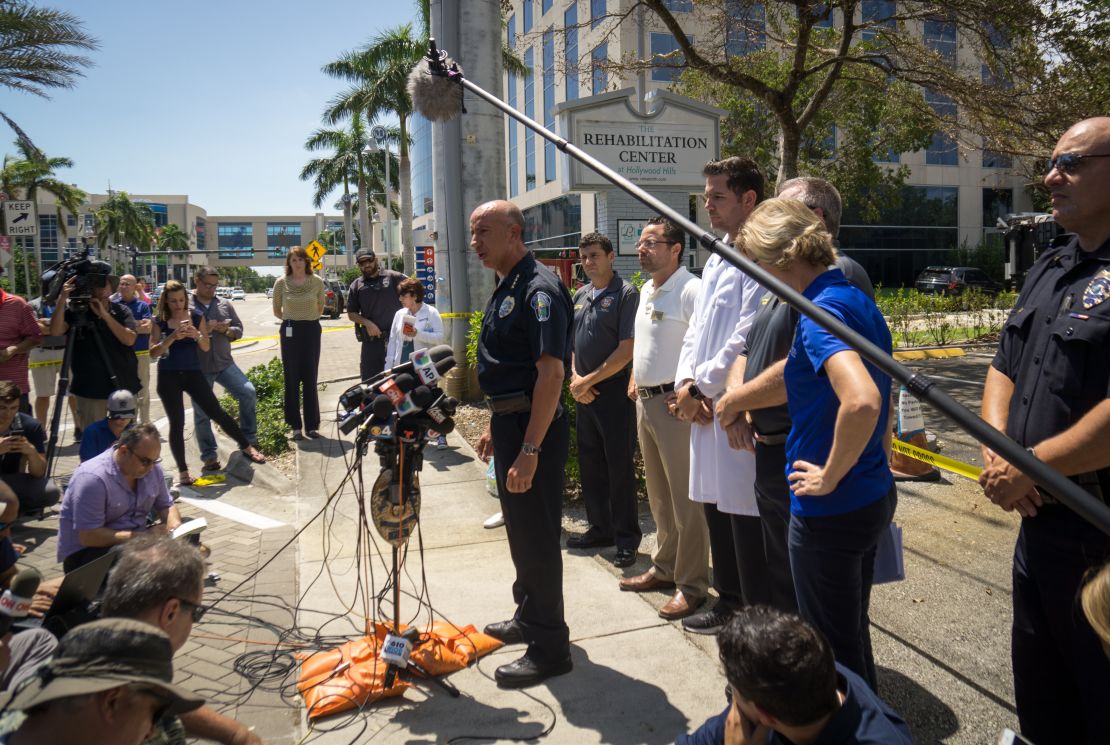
[673,157,770,634]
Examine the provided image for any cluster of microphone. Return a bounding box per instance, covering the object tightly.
[338,345,460,440]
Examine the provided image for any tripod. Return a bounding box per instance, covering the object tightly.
[44,301,122,480]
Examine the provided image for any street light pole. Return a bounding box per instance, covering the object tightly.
[342,194,354,267]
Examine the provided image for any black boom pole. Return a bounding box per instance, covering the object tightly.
[419,40,1110,537]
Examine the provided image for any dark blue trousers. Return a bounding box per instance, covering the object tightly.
[491,409,571,664]
[1012,506,1110,745]
[754,442,798,614]
[789,487,896,690]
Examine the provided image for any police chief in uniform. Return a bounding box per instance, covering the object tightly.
[980,117,1110,744]
[346,248,404,381]
[567,231,640,567]
[472,200,574,689]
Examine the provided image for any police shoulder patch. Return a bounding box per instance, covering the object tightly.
[1082,268,1110,309]
[532,291,552,322]
[498,296,515,318]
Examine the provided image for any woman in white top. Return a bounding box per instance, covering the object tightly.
[384,277,448,448]
[385,277,445,369]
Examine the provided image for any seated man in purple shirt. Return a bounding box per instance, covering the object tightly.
[57,422,182,572]
[679,606,913,745]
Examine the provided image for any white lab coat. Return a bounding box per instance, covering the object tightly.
[385,303,445,369]
[675,253,767,515]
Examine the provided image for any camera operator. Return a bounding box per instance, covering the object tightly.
[0,380,60,514]
[48,272,141,433]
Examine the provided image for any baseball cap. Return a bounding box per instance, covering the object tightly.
[0,618,205,715]
[107,390,137,420]
[355,249,377,263]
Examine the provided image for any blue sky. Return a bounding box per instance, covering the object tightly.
[7,0,419,215]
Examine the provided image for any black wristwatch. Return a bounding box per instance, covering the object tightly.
[687,383,705,401]
[521,442,541,456]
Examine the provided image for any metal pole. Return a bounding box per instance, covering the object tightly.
[343,196,355,266]
[383,143,393,270]
[427,42,1110,536]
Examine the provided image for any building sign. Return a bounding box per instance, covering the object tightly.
[556,88,723,191]
[617,219,648,257]
[415,245,435,304]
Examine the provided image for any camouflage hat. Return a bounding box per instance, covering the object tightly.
[0,618,204,715]
[355,249,377,263]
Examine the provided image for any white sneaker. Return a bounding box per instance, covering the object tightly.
[483,511,505,529]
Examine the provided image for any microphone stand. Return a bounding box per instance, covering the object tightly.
[421,39,1110,537]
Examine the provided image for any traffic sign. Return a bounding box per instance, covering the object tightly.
[4,201,36,236]
[372,125,388,142]
[311,259,323,272]
[305,240,327,262]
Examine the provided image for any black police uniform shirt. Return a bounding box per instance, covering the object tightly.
[741,256,875,438]
[571,273,638,377]
[0,412,45,475]
[64,302,141,399]
[993,234,1110,450]
[478,252,573,397]
[347,270,405,336]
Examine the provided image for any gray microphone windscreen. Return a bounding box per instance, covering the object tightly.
[408,56,464,122]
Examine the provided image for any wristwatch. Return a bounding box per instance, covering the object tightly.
[687,383,705,401]
[521,442,542,456]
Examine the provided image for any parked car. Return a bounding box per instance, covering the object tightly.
[231,288,246,301]
[150,283,165,305]
[913,266,1002,296]
[322,279,347,319]
[266,286,274,299]
[217,286,232,299]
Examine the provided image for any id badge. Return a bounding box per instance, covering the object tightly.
[285,324,293,338]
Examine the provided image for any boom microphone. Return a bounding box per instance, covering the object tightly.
[408,39,464,122]
[0,567,41,635]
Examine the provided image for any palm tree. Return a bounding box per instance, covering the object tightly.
[93,191,154,275]
[0,139,85,293]
[0,1,97,153]
[156,223,189,283]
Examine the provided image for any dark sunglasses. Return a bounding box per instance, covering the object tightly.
[173,596,209,623]
[131,686,173,725]
[1045,152,1110,176]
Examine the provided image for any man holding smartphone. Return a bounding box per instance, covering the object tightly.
[0,380,59,514]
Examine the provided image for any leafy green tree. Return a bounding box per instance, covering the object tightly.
[93,191,155,275]
[0,1,96,152]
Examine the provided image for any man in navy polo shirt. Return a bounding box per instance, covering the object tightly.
[113,275,153,423]
[679,606,913,745]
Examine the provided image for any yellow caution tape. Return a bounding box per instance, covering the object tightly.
[891,438,982,481]
[440,312,473,319]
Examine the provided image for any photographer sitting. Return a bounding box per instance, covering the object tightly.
[0,380,60,514]
[48,267,141,434]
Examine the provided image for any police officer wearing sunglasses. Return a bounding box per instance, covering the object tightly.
[980,117,1110,744]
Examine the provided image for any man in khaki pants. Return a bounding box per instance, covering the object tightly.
[622,216,709,619]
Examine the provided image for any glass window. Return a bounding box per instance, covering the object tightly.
[662,0,693,10]
[982,149,1012,169]
[38,214,58,264]
[508,70,519,197]
[651,32,690,82]
[410,113,434,217]
[923,17,956,65]
[812,2,832,28]
[524,47,536,191]
[217,223,253,259]
[726,2,766,56]
[66,213,77,228]
[542,0,552,14]
[925,89,958,166]
[521,194,582,250]
[564,6,578,101]
[861,0,895,41]
[507,13,515,47]
[982,188,1012,227]
[543,30,556,183]
[523,0,533,34]
[591,42,608,95]
[591,0,605,29]
[266,223,301,259]
[195,217,206,252]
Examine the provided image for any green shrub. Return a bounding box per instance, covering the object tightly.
[466,310,484,368]
[219,357,290,456]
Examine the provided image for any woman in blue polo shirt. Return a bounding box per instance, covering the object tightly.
[738,198,895,690]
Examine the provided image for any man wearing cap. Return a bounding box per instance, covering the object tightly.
[112,275,153,423]
[0,617,204,745]
[57,423,181,572]
[0,381,60,515]
[49,269,141,433]
[100,535,265,745]
[78,390,136,462]
[346,249,404,381]
[191,267,257,472]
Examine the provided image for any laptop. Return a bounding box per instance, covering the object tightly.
[13,551,117,633]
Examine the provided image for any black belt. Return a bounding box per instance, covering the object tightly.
[485,393,531,415]
[637,382,675,399]
[1038,469,1107,506]
[40,345,65,351]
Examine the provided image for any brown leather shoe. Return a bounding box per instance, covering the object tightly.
[659,590,705,620]
[619,570,675,593]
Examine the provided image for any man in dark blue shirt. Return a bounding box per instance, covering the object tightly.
[678,606,913,745]
[472,200,574,690]
[980,116,1110,744]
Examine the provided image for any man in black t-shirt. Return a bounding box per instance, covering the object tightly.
[0,380,60,513]
[346,249,405,380]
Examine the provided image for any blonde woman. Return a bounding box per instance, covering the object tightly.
[149,281,264,485]
[1082,563,1110,658]
[738,198,895,689]
[272,246,326,440]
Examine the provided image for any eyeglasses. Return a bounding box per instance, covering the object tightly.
[199,279,218,289]
[635,239,674,249]
[130,685,173,725]
[1045,152,1110,176]
[127,449,162,467]
[173,596,208,623]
